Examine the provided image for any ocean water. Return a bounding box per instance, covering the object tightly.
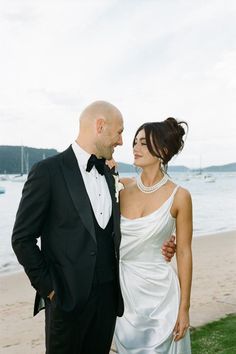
[0,172,235,274]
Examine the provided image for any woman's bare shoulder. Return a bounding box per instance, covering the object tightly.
[120,177,136,188]
[175,186,192,205]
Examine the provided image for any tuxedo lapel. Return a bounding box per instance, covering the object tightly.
[60,146,96,243]
[104,167,116,204]
[104,167,121,247]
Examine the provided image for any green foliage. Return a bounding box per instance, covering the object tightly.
[0,145,58,173]
[191,314,236,354]
[0,145,236,174]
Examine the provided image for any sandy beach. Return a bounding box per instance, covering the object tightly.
[1,230,236,354]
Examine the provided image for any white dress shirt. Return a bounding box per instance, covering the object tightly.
[72,142,112,229]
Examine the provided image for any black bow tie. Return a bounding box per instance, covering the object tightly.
[86,154,106,175]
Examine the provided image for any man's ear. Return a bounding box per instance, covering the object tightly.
[96,117,105,134]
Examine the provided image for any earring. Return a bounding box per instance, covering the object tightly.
[158,158,165,173]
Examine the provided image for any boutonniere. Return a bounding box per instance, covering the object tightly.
[113,174,124,203]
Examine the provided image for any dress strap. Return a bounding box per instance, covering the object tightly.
[171,185,179,198]
[166,185,180,210]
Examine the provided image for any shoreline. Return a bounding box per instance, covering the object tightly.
[1,230,236,353]
[1,230,236,277]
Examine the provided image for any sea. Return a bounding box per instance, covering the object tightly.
[0,172,235,275]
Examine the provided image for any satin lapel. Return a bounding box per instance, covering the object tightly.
[60,147,96,243]
[104,167,116,205]
[104,167,121,245]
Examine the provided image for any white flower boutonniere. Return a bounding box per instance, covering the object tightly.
[113,175,124,203]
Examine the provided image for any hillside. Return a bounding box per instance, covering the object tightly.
[202,162,236,172]
[0,146,58,174]
[0,146,235,173]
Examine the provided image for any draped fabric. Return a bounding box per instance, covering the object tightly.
[114,186,191,353]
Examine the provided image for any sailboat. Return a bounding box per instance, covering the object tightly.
[11,146,28,183]
[0,186,6,194]
[203,174,216,183]
[0,171,9,181]
[191,155,216,183]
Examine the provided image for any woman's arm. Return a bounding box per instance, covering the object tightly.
[174,188,193,341]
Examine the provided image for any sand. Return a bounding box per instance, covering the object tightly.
[1,230,236,354]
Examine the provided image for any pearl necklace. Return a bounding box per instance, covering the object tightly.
[136,174,169,193]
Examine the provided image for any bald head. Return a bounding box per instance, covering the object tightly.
[76,100,124,159]
[80,100,122,126]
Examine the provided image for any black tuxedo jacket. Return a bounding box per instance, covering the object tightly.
[12,146,124,316]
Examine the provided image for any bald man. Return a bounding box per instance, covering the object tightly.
[12,101,124,354]
[12,101,175,354]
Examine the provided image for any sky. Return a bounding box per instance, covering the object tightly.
[1,0,236,168]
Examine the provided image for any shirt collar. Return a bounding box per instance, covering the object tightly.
[72,141,91,168]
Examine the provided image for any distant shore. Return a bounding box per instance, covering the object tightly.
[1,230,236,353]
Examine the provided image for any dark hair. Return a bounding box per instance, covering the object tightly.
[133,117,188,171]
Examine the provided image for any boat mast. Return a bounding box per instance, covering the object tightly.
[21,146,24,175]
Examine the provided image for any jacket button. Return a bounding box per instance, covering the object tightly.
[90,251,96,256]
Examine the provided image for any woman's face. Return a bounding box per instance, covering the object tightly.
[133,129,159,168]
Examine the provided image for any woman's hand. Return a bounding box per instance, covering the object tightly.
[173,308,190,341]
[162,235,176,262]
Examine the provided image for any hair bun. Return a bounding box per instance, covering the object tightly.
[165,117,188,155]
[166,117,186,137]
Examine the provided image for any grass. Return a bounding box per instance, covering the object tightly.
[191,313,236,354]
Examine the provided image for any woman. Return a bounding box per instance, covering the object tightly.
[114,118,192,353]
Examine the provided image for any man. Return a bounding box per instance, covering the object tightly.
[12,101,175,354]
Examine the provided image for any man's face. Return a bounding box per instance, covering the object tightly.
[96,116,124,160]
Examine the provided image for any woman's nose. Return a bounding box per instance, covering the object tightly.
[133,143,140,152]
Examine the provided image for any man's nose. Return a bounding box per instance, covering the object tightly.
[117,135,123,146]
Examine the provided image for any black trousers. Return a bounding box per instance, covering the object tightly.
[45,280,118,354]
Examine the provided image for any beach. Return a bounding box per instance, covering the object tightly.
[1,230,236,354]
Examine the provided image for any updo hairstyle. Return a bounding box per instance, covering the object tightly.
[133,117,188,171]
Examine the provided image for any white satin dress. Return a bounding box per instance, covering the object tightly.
[114,186,191,354]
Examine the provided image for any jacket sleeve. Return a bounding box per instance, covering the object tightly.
[12,161,53,298]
